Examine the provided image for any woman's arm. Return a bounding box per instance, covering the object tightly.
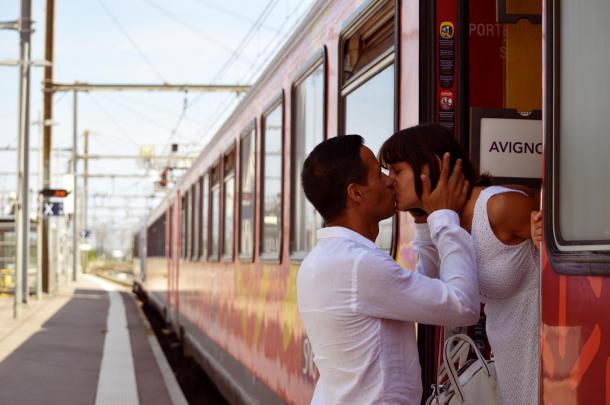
[487,192,539,245]
[413,221,441,278]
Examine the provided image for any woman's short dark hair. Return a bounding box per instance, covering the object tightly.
[379,123,489,199]
[301,135,368,222]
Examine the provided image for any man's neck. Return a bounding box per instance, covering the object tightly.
[325,215,379,242]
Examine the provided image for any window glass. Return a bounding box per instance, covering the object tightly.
[239,129,256,259]
[558,0,610,244]
[146,215,166,256]
[168,206,173,258]
[186,190,192,259]
[210,166,220,261]
[192,182,200,259]
[343,1,395,82]
[200,175,209,260]
[223,153,236,259]
[181,195,187,258]
[345,64,395,250]
[262,103,283,256]
[292,62,325,254]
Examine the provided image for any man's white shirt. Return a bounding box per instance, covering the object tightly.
[297,210,479,405]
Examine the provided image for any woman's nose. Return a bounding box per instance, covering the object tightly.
[384,173,396,187]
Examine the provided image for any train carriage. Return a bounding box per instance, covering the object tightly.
[134,0,610,404]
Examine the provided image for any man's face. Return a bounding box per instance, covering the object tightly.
[388,161,423,211]
[358,146,396,221]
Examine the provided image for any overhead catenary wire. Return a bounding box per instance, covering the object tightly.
[85,93,140,147]
[161,0,285,153]
[141,0,282,163]
[96,92,174,132]
[195,0,307,147]
[185,0,281,113]
[1,90,70,148]
[141,0,256,68]
[190,0,280,33]
[96,0,167,83]
[108,92,200,124]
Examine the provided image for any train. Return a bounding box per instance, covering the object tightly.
[134,0,610,404]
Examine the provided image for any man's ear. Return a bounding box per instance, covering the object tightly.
[346,183,363,203]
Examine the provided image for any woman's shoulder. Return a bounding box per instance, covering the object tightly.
[486,188,539,244]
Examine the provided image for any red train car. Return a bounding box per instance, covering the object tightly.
[134,0,610,403]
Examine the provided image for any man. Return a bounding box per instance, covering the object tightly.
[297,135,479,404]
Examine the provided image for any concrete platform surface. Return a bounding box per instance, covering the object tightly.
[0,275,187,405]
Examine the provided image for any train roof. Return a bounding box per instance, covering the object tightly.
[144,0,330,228]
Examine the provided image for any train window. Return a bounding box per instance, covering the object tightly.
[181,194,187,259]
[549,0,610,257]
[200,174,209,261]
[340,0,398,252]
[210,164,221,261]
[186,189,192,259]
[261,98,283,260]
[192,182,200,260]
[168,205,173,258]
[222,150,236,261]
[239,124,256,261]
[342,0,395,83]
[146,214,166,257]
[291,53,326,258]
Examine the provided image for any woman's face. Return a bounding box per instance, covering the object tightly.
[388,161,427,211]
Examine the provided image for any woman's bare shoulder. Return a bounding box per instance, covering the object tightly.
[487,190,539,243]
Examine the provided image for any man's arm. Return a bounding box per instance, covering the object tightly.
[356,210,479,327]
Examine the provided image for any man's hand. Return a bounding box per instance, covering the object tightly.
[421,153,469,215]
[531,210,543,249]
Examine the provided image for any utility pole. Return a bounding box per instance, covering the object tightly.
[40,0,54,294]
[15,0,33,317]
[82,129,89,274]
[36,110,43,300]
[72,90,78,282]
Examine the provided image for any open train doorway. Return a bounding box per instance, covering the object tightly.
[419,0,543,402]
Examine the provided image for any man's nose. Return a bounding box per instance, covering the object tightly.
[384,173,396,188]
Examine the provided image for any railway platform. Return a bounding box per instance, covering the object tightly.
[0,275,188,405]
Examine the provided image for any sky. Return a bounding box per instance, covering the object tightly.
[0,0,315,252]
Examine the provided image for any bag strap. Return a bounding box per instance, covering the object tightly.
[443,334,492,403]
[433,326,444,404]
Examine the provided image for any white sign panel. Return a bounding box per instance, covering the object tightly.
[479,118,542,179]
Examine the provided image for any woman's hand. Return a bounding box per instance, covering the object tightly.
[531,210,543,249]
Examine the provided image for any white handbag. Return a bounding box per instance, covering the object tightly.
[425,333,500,405]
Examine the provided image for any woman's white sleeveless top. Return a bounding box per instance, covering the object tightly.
[471,186,540,405]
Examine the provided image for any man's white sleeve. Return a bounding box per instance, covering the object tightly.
[355,210,479,327]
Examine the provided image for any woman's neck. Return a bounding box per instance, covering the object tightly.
[459,186,485,233]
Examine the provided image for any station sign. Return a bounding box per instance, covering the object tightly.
[43,201,64,217]
[470,108,542,187]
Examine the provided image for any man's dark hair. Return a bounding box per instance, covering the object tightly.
[301,135,368,222]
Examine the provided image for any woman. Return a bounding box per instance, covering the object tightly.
[379,123,540,405]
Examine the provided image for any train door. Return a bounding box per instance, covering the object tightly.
[420,0,543,402]
[541,1,610,403]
